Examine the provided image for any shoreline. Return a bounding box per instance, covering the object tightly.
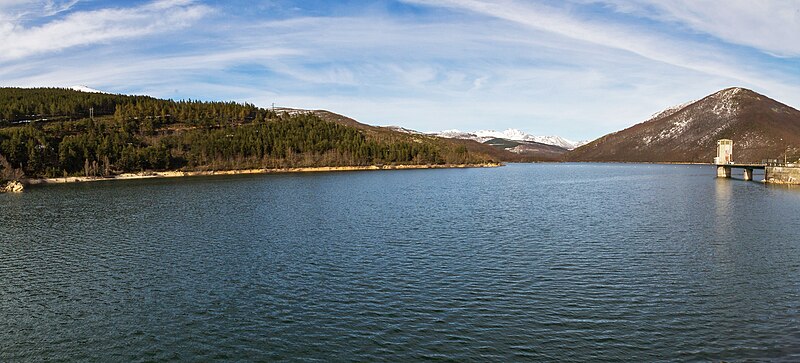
[22,163,503,185]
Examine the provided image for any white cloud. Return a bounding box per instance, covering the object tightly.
[402,0,800,100]
[42,0,80,16]
[0,0,210,61]
[592,0,800,57]
[0,0,80,24]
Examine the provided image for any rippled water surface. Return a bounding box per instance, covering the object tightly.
[2,163,800,361]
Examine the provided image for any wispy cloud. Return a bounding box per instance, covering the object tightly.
[0,0,210,61]
[42,0,80,17]
[402,0,796,90]
[589,0,800,57]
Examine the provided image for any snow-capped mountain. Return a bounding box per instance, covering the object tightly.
[567,87,800,163]
[437,129,479,140]
[530,135,589,150]
[70,85,105,93]
[643,99,696,124]
[434,128,586,150]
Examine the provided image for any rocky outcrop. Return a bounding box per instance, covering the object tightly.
[0,180,24,193]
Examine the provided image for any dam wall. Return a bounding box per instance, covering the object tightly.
[765,165,800,184]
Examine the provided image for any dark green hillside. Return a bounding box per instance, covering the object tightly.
[484,138,521,149]
[0,88,497,178]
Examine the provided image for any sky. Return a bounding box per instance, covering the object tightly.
[1,0,799,140]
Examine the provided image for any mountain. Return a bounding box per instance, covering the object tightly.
[567,87,800,163]
[431,128,586,161]
[528,135,588,150]
[0,88,503,179]
[277,109,532,162]
[436,128,586,150]
[279,117,576,160]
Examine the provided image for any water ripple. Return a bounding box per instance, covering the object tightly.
[2,164,800,361]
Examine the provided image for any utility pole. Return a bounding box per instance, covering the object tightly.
[781,138,786,165]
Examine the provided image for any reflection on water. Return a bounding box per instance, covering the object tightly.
[1,163,800,361]
[713,178,734,239]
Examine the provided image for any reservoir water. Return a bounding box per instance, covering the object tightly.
[2,163,800,361]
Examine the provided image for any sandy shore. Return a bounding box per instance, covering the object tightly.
[23,163,502,185]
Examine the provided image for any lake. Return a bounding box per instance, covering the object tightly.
[2,163,800,361]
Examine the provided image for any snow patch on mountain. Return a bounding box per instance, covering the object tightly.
[385,125,424,135]
[430,129,466,139]
[658,114,693,142]
[531,135,589,150]
[70,85,105,93]
[646,99,696,123]
[474,129,531,141]
[273,107,313,116]
[434,128,586,150]
[711,88,742,116]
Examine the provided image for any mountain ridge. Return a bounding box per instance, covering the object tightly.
[434,128,587,150]
[567,87,800,163]
[275,109,565,161]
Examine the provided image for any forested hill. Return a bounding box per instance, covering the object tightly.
[0,87,498,179]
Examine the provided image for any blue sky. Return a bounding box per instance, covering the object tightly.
[1,0,799,140]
